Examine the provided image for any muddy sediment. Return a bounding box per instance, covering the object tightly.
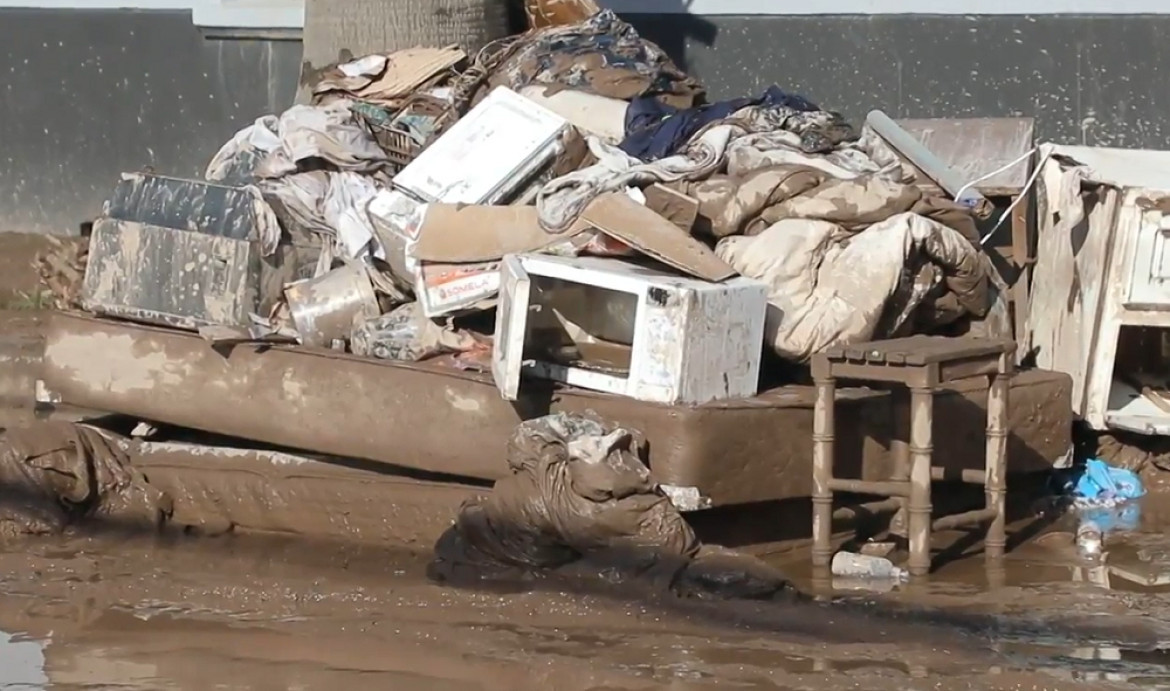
[1,305,1166,688]
[0,418,1167,689]
[2,525,1168,690]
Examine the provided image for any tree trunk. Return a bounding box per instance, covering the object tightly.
[298,0,514,104]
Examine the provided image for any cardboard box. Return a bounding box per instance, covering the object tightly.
[416,260,501,317]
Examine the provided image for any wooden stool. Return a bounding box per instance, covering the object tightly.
[810,336,1015,577]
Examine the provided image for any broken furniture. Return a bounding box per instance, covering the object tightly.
[810,336,1015,576]
[891,118,1037,353]
[40,311,1070,513]
[492,253,768,405]
[81,173,315,330]
[1028,145,1170,436]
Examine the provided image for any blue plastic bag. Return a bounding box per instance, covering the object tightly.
[1073,458,1146,502]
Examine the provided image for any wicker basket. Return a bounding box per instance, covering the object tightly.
[354,93,459,169]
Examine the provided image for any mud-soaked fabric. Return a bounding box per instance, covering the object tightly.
[486,10,703,110]
[621,85,830,162]
[205,115,282,185]
[0,423,172,538]
[254,102,391,179]
[430,412,799,601]
[681,166,979,241]
[536,106,896,232]
[717,213,991,363]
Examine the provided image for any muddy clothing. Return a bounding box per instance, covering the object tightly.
[621,85,829,162]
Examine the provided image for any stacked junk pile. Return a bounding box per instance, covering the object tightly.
[21,6,1013,595]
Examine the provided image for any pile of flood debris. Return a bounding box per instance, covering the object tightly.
[21,5,1023,594]
[43,7,1004,408]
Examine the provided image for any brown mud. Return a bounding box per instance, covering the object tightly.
[0,470,1168,689]
[2,298,1169,688]
[0,523,1164,691]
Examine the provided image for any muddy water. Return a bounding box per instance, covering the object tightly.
[2,499,1170,691]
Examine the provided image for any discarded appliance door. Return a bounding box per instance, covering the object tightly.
[82,218,274,331]
[81,172,305,330]
[1028,144,1170,435]
[493,254,533,401]
[104,172,272,244]
[490,254,768,405]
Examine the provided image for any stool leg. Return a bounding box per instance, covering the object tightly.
[812,376,836,569]
[985,372,1010,560]
[908,387,934,577]
[889,388,910,541]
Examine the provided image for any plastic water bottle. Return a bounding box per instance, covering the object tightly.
[1076,521,1104,559]
[831,551,908,580]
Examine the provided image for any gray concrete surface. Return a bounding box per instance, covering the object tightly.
[3,9,1170,234]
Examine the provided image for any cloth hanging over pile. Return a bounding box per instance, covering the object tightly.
[207,102,390,182]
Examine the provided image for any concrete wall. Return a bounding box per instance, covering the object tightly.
[2,6,1170,234]
[0,9,299,235]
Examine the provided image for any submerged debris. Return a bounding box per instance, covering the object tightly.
[0,422,172,538]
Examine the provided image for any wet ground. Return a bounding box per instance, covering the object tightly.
[1,492,1170,690]
[1,252,1168,690]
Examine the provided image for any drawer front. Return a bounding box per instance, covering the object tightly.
[82,219,260,330]
[1126,205,1170,309]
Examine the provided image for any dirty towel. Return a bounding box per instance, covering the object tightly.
[0,422,171,538]
[621,85,827,161]
[487,9,703,110]
[322,171,384,259]
[429,412,799,601]
[716,213,990,362]
[260,171,335,240]
[256,101,390,179]
[350,302,483,362]
[260,171,391,279]
[205,115,282,185]
[537,129,725,231]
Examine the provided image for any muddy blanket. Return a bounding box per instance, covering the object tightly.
[430,412,799,601]
[536,105,902,232]
[717,213,991,363]
[0,422,171,538]
[680,164,979,242]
